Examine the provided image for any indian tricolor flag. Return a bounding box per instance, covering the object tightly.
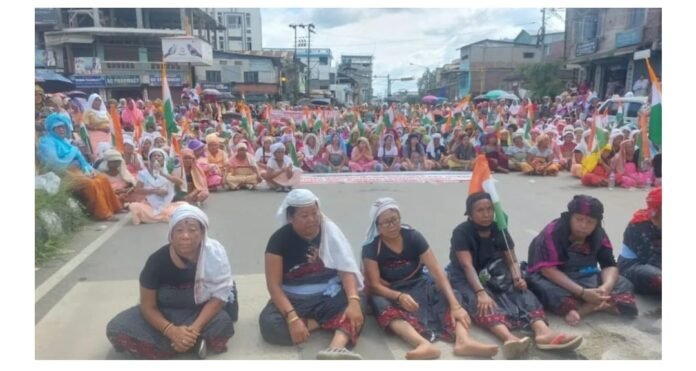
[161,62,178,142]
[469,155,508,231]
[524,105,533,141]
[646,58,662,146]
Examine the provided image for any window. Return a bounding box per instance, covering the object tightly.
[206,70,222,82]
[319,56,328,65]
[628,9,645,28]
[227,15,241,29]
[247,42,252,50]
[461,54,469,61]
[228,36,242,41]
[246,13,251,26]
[578,15,599,42]
[523,52,535,59]
[219,60,227,65]
[244,71,259,83]
[234,61,243,66]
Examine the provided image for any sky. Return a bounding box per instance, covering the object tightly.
[260,8,565,96]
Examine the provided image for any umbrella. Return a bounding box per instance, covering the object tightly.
[218,92,235,102]
[484,90,508,100]
[311,98,331,106]
[297,98,312,106]
[35,70,75,93]
[422,95,438,104]
[472,95,489,103]
[65,90,88,99]
[202,88,221,96]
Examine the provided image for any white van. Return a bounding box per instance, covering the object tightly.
[598,96,648,128]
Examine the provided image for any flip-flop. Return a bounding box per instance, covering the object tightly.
[316,347,363,360]
[502,337,531,360]
[536,334,583,351]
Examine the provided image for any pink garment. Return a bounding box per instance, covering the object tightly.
[121,99,144,130]
[619,163,653,188]
[129,201,187,225]
[349,148,377,172]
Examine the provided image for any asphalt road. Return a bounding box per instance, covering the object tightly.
[35,173,661,360]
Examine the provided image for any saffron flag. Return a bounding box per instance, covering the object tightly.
[646,58,662,146]
[469,155,508,231]
[161,62,178,142]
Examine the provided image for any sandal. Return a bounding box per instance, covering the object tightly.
[536,334,583,351]
[316,347,363,360]
[502,337,531,360]
[195,338,207,359]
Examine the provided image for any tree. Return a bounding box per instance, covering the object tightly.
[417,69,436,96]
[519,62,565,99]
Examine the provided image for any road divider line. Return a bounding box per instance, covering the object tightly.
[35,216,129,303]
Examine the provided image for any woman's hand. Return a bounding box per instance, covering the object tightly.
[288,318,310,345]
[154,188,169,197]
[580,287,611,304]
[341,300,364,335]
[450,306,471,329]
[166,325,198,353]
[514,277,528,291]
[397,293,420,313]
[476,291,497,317]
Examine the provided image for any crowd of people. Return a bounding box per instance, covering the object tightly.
[102,188,660,360]
[34,84,661,360]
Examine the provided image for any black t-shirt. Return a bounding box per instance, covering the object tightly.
[428,145,448,161]
[140,244,196,289]
[265,223,337,285]
[449,221,514,273]
[362,228,429,282]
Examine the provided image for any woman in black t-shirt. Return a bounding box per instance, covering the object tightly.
[362,198,498,360]
[106,204,237,359]
[259,189,364,360]
[446,193,582,359]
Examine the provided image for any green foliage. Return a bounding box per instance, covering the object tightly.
[519,63,565,100]
[35,183,86,265]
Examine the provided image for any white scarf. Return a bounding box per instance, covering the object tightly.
[168,204,235,304]
[276,189,364,290]
[86,93,109,120]
[138,148,175,214]
[98,149,137,185]
[364,197,400,246]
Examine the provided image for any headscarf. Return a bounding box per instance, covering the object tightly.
[630,187,662,224]
[94,142,113,163]
[364,197,401,246]
[465,192,492,216]
[353,137,373,159]
[303,133,321,158]
[611,139,635,174]
[98,149,137,185]
[206,133,221,145]
[188,139,205,153]
[275,189,364,289]
[138,148,175,214]
[168,204,235,305]
[121,98,144,124]
[426,133,443,158]
[527,195,612,274]
[271,142,286,154]
[86,94,109,120]
[180,148,208,192]
[38,113,93,173]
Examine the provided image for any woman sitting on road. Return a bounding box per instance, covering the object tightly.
[262,143,302,192]
[123,137,144,178]
[402,133,433,171]
[254,136,274,172]
[128,149,187,225]
[378,133,402,172]
[226,142,262,191]
[362,198,498,360]
[324,134,351,173]
[38,113,124,221]
[521,135,561,176]
[447,133,477,171]
[480,133,509,174]
[301,133,322,173]
[83,93,113,150]
[611,139,653,188]
[173,149,209,206]
[349,137,380,172]
[446,193,583,359]
[97,149,143,206]
[619,187,662,295]
[526,195,638,327]
[204,133,228,192]
[504,131,531,172]
[580,145,617,187]
[259,189,365,360]
[107,204,238,359]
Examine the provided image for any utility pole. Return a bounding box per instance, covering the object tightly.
[289,24,299,103]
[306,23,316,97]
[540,8,547,63]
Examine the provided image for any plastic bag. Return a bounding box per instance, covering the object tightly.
[35,172,62,195]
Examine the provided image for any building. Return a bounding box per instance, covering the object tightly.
[41,8,223,100]
[513,30,566,62]
[337,55,373,104]
[427,59,461,100]
[195,51,288,103]
[205,8,262,52]
[265,48,335,95]
[457,39,544,97]
[565,8,661,99]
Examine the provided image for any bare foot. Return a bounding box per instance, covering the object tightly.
[565,310,582,326]
[405,343,441,360]
[536,332,579,346]
[454,339,499,358]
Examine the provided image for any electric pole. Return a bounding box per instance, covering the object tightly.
[306,23,315,97]
[289,24,299,103]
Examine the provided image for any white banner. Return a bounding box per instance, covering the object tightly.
[162,36,213,66]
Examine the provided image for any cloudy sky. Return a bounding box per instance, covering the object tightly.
[260,8,565,96]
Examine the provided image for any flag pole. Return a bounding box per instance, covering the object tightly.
[500,229,523,282]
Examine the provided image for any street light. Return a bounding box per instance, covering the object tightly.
[374,74,415,97]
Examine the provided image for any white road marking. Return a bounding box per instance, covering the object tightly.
[35,216,130,303]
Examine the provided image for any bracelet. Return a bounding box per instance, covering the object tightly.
[395,292,404,302]
[348,295,361,303]
[475,288,485,295]
[451,305,463,311]
[161,322,173,335]
[284,309,296,319]
[287,316,300,325]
